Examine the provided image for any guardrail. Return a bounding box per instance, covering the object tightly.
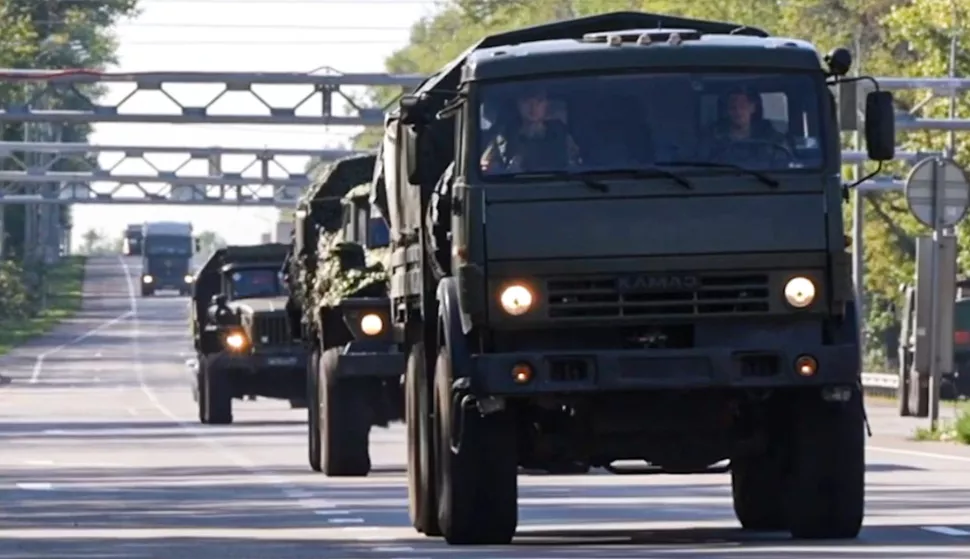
[862,371,898,399]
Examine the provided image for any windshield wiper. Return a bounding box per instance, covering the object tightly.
[577,167,692,189]
[510,171,610,192]
[662,161,779,189]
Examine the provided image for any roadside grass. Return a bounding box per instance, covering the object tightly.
[0,256,87,356]
[912,403,970,444]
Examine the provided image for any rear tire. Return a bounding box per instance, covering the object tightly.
[786,389,865,539]
[307,349,322,472]
[434,347,518,545]
[319,348,371,477]
[406,342,440,536]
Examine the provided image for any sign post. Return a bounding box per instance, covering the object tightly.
[904,157,970,430]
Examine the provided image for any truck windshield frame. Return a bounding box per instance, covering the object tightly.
[144,234,193,256]
[472,69,829,183]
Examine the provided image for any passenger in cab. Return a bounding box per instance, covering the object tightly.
[707,86,792,163]
[480,84,580,173]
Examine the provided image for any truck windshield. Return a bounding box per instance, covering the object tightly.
[228,268,286,299]
[477,71,825,178]
[144,235,192,256]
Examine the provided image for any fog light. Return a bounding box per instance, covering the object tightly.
[511,362,533,384]
[795,355,817,377]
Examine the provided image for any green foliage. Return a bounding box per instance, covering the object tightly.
[355,0,970,371]
[310,233,389,323]
[0,1,139,260]
[0,255,86,355]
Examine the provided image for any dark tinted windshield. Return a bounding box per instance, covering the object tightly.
[227,268,286,299]
[368,217,389,248]
[477,72,824,177]
[145,235,191,256]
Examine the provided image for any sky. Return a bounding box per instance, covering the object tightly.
[73,0,439,247]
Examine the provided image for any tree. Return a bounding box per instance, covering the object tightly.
[0,1,140,260]
[196,230,227,256]
[81,228,102,254]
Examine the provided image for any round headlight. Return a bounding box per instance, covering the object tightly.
[784,277,816,308]
[499,284,533,316]
[360,313,383,336]
[184,275,194,283]
[142,275,153,284]
[224,332,247,350]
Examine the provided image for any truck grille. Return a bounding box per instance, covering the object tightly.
[546,273,770,319]
[252,315,293,346]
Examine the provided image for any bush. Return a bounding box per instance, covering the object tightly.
[0,260,30,321]
[956,407,970,445]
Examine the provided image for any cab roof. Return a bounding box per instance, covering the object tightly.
[464,33,821,82]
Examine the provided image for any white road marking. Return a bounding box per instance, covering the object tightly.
[16,482,53,490]
[313,509,350,516]
[23,459,54,466]
[922,526,970,537]
[125,407,138,416]
[29,310,133,384]
[869,445,970,463]
[328,517,365,524]
[42,429,67,435]
[116,256,340,518]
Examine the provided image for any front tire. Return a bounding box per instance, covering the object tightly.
[319,348,371,477]
[434,347,518,545]
[786,388,865,539]
[201,361,233,425]
[731,453,787,531]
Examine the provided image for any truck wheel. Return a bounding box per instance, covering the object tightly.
[141,286,154,297]
[434,348,518,545]
[786,389,865,539]
[319,348,371,477]
[307,349,322,472]
[202,362,233,425]
[406,342,441,536]
[196,363,207,423]
[731,454,787,531]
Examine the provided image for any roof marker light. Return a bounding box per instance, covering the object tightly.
[637,34,652,45]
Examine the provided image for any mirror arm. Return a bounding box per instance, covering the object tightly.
[843,160,883,199]
[828,75,882,92]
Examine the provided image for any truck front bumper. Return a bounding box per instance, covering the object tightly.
[330,340,405,380]
[469,343,860,396]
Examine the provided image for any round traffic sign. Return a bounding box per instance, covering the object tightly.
[904,157,970,229]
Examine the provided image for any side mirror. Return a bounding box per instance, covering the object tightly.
[194,238,202,252]
[824,47,852,77]
[405,130,426,185]
[399,94,423,126]
[864,91,896,161]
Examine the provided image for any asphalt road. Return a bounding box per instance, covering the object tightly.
[2,256,970,558]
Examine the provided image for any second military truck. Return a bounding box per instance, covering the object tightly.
[285,154,403,477]
[190,243,305,424]
[372,11,896,545]
[140,221,197,296]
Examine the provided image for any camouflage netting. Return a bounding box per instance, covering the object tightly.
[290,153,378,318]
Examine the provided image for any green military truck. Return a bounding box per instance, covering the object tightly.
[190,243,306,424]
[897,283,970,416]
[284,154,404,477]
[371,11,896,545]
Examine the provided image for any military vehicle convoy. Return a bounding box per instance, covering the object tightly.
[190,243,305,424]
[369,11,896,545]
[285,154,404,477]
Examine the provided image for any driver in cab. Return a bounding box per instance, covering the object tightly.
[231,270,278,299]
[480,85,580,174]
[707,87,790,163]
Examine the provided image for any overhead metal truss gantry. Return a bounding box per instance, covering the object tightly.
[0,69,421,206]
[0,142,362,205]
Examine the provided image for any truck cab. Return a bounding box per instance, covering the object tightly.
[375,12,896,545]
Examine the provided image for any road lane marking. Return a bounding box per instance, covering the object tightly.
[869,445,970,463]
[23,460,54,466]
[15,482,52,490]
[328,517,364,524]
[117,256,352,521]
[30,310,133,384]
[923,526,970,536]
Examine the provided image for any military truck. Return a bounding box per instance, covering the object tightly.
[141,221,197,296]
[123,224,143,256]
[190,242,305,424]
[897,283,970,415]
[285,154,403,477]
[370,11,896,545]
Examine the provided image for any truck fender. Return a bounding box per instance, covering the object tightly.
[436,277,472,379]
